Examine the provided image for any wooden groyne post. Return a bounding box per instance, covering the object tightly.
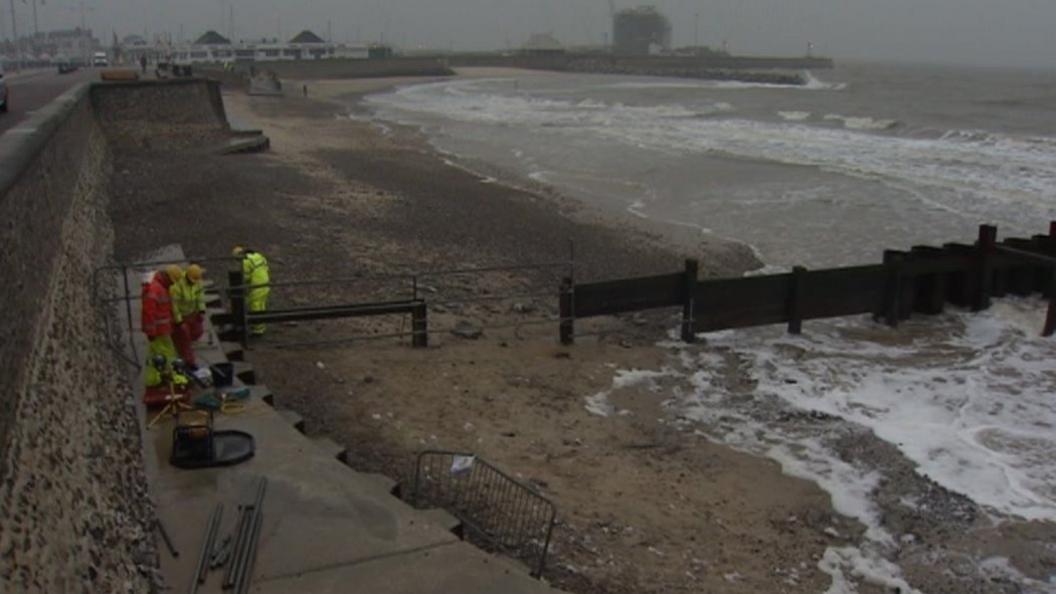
[681,259,699,342]
[1043,222,1056,337]
[974,224,998,311]
[559,277,574,345]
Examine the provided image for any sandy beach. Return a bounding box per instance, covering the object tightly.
[105,71,1056,594]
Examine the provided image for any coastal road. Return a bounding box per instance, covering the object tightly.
[0,68,97,135]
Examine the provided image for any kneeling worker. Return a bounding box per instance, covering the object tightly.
[172,264,207,368]
[142,265,184,387]
[232,246,271,336]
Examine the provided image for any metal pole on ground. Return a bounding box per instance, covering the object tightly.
[123,264,139,364]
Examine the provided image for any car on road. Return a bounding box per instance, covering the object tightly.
[92,52,109,67]
[0,64,8,113]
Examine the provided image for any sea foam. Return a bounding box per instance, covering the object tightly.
[369,78,1056,232]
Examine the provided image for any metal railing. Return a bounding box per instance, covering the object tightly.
[94,249,591,356]
[226,258,576,350]
[411,450,557,578]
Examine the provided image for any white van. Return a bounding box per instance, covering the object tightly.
[0,63,7,113]
[92,51,109,67]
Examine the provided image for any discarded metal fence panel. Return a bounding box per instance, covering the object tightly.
[412,450,557,578]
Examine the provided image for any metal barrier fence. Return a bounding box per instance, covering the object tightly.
[411,450,557,578]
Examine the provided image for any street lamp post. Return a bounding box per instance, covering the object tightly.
[8,0,19,71]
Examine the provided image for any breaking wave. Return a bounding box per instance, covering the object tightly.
[823,113,900,130]
[369,78,1056,231]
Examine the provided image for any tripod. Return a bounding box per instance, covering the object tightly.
[148,356,194,429]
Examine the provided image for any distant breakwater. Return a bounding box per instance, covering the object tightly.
[446,53,833,86]
[563,59,805,85]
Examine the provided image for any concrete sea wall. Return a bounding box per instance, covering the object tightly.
[0,78,233,592]
[92,78,231,149]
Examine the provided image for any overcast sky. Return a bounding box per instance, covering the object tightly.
[6,0,1056,69]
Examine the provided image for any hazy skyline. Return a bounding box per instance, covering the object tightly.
[4,0,1055,69]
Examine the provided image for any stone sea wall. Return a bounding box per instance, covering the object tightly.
[0,78,233,592]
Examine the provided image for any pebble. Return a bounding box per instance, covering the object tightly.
[451,320,483,340]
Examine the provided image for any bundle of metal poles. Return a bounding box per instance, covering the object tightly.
[224,478,267,594]
[188,477,267,594]
[189,504,223,594]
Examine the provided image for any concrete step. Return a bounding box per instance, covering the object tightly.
[231,127,265,137]
[220,341,244,362]
[276,408,305,434]
[249,385,274,406]
[216,323,240,342]
[418,508,464,538]
[220,134,270,155]
[310,436,348,463]
[359,472,399,497]
[232,361,255,385]
[209,309,233,325]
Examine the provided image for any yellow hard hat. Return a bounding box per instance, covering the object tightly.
[186,264,205,282]
[232,245,246,257]
[164,264,184,283]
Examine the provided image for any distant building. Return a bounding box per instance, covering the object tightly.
[122,34,148,47]
[116,34,153,65]
[171,29,367,64]
[520,33,565,55]
[367,44,394,59]
[5,28,100,63]
[289,30,326,44]
[613,6,671,56]
[194,30,232,46]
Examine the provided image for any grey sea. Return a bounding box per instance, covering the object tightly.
[367,62,1056,268]
[366,62,1056,590]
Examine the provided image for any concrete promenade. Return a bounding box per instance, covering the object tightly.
[119,246,561,594]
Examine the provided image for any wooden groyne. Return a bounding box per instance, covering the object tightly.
[560,223,1056,343]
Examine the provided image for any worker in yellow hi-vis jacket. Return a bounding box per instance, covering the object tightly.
[232,246,271,336]
[142,265,188,387]
[171,264,207,367]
